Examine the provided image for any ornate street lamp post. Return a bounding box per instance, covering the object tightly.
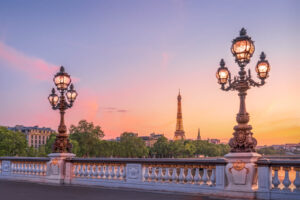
[216,28,270,153]
[48,66,78,153]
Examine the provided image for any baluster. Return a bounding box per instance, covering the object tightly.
[27,163,32,175]
[116,165,121,180]
[186,167,193,184]
[88,164,94,178]
[79,164,84,177]
[122,165,126,179]
[163,167,170,182]
[14,162,18,173]
[31,163,34,175]
[74,164,79,177]
[32,163,36,175]
[83,164,89,177]
[105,165,110,179]
[33,163,37,175]
[178,167,185,184]
[172,167,178,183]
[272,166,280,189]
[294,167,300,191]
[202,167,209,185]
[93,164,99,178]
[111,165,115,179]
[42,163,47,175]
[157,167,163,182]
[282,167,291,191]
[150,166,157,182]
[99,165,104,178]
[144,166,150,182]
[37,163,42,175]
[194,167,201,184]
[21,163,25,174]
[210,167,216,186]
[24,163,28,175]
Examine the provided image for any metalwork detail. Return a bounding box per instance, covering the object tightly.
[216,28,270,153]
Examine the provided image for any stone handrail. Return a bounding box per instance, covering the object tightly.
[1,155,300,200]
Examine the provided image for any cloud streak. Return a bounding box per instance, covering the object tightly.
[102,107,128,113]
[0,41,58,80]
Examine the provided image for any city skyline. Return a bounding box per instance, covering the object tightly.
[0,0,299,145]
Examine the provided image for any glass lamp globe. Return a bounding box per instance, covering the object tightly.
[256,52,270,79]
[216,59,230,84]
[54,66,71,90]
[66,84,78,103]
[48,88,59,106]
[231,28,255,65]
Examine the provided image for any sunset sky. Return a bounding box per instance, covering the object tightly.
[0,0,299,145]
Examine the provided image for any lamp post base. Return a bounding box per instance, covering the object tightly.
[224,152,261,197]
[46,153,75,184]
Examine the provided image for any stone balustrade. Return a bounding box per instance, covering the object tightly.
[1,156,300,199]
[0,157,49,182]
[66,157,226,194]
[257,157,300,200]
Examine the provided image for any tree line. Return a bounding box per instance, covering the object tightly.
[0,120,230,158]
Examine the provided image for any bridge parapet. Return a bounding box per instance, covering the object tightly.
[1,156,300,199]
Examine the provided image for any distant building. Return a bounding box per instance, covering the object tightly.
[8,125,56,148]
[140,133,164,147]
[197,128,201,140]
[208,138,220,144]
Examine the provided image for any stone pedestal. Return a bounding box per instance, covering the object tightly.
[46,153,75,184]
[224,152,261,198]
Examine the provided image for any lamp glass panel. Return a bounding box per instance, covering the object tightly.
[217,69,229,84]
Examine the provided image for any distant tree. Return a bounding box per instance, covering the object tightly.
[45,133,57,154]
[118,132,148,158]
[257,147,285,155]
[151,136,169,158]
[0,127,27,156]
[184,140,196,157]
[69,120,104,157]
[169,140,185,157]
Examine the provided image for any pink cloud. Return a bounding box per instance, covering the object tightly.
[0,41,58,80]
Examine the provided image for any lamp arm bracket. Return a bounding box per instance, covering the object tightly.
[248,78,265,87]
[52,104,60,110]
[221,78,238,91]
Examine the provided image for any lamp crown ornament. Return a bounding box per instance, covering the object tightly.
[216,28,270,153]
[220,59,225,67]
[260,51,266,60]
[48,66,77,153]
[240,27,247,36]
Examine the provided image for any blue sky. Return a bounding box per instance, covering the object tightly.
[0,0,299,144]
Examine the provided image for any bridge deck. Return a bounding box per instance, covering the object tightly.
[0,180,226,200]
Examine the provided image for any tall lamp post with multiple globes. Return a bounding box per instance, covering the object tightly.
[216,28,270,153]
[48,66,78,153]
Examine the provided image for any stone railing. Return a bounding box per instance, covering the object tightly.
[1,155,300,199]
[257,157,300,200]
[66,158,227,195]
[0,157,49,182]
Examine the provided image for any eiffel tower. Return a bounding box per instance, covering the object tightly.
[173,90,186,140]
